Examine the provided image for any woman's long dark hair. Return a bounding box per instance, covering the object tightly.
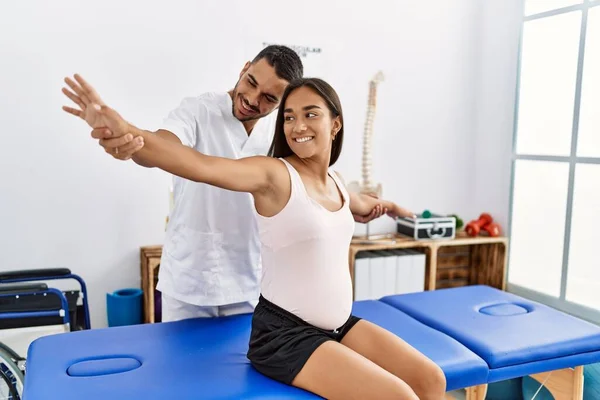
[267,78,344,166]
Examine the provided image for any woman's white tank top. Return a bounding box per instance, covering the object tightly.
[255,158,355,330]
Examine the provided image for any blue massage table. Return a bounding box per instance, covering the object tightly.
[23,285,600,399]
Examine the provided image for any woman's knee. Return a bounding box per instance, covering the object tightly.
[365,374,418,400]
[390,378,420,400]
[413,362,446,399]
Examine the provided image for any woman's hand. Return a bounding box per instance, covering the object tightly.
[62,74,141,158]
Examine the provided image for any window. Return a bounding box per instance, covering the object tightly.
[524,0,583,16]
[508,0,600,324]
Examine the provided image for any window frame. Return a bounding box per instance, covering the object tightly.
[508,0,600,324]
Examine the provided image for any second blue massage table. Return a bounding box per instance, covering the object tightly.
[23,285,600,399]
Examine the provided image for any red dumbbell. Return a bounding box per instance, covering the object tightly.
[465,213,493,237]
[482,222,501,237]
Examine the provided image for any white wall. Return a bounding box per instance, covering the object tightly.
[0,0,522,328]
[473,0,524,232]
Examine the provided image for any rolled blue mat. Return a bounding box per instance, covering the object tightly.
[106,288,143,327]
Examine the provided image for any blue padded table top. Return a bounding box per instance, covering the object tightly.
[381,285,600,370]
[351,300,488,391]
[24,313,320,400]
[24,300,488,399]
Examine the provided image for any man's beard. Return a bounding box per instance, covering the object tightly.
[231,84,263,123]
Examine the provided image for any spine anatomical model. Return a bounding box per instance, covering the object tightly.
[348,71,384,197]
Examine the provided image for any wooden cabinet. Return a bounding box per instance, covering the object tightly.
[140,245,162,323]
[141,233,508,323]
[349,232,508,297]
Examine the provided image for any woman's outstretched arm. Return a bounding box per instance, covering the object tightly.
[62,73,277,194]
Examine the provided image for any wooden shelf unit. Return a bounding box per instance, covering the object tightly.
[141,232,508,323]
[140,245,162,323]
[349,231,508,295]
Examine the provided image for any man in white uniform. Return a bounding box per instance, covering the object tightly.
[149,47,300,321]
[62,45,383,322]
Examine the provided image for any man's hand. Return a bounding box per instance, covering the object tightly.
[353,203,386,223]
[349,191,416,223]
[62,74,142,159]
[352,192,387,223]
[91,127,145,161]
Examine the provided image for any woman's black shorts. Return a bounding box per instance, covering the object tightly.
[247,294,361,385]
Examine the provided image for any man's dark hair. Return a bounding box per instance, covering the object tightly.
[252,45,304,82]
